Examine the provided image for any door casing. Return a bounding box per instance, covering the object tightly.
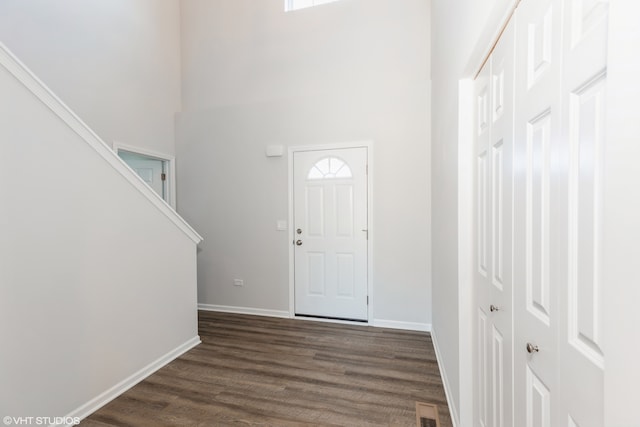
[288,141,374,323]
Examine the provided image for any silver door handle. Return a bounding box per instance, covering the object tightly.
[296,240,303,246]
[526,343,539,354]
[490,305,500,312]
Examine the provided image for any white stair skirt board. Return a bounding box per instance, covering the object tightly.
[65,336,201,426]
[371,319,431,333]
[431,327,460,427]
[198,304,290,319]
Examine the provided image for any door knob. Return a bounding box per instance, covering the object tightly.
[526,343,539,354]
[296,240,303,246]
[490,305,500,312]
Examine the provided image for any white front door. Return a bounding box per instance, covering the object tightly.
[293,147,368,321]
[118,150,166,201]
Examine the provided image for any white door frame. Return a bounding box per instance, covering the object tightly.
[288,141,374,323]
[113,142,177,210]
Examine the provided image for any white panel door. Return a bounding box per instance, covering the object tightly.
[118,151,166,201]
[513,0,563,426]
[559,0,608,426]
[293,147,368,321]
[475,59,492,427]
[474,16,515,427]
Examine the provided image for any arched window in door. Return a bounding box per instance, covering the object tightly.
[307,157,353,180]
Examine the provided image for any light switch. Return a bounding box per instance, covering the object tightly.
[276,220,287,231]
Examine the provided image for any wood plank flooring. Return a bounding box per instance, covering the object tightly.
[81,311,452,427]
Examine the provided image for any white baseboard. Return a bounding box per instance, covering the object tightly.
[198,303,290,319]
[431,327,460,427]
[65,336,201,426]
[371,318,431,332]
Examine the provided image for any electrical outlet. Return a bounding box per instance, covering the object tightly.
[233,279,244,287]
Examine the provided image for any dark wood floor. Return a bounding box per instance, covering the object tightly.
[81,311,452,427]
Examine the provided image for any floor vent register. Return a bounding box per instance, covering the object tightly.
[415,402,441,427]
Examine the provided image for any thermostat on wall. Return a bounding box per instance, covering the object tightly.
[265,145,284,157]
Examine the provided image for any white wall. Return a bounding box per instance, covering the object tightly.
[0,0,182,156]
[602,2,640,425]
[0,47,199,419]
[430,0,515,423]
[177,0,431,327]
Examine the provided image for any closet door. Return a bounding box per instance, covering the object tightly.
[558,0,608,426]
[513,0,608,425]
[513,0,563,426]
[474,17,515,427]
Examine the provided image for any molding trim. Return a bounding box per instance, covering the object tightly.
[0,42,202,245]
[431,327,460,427]
[371,319,431,332]
[457,78,475,427]
[65,336,201,426]
[198,304,290,319]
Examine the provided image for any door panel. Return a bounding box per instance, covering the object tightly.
[474,15,515,427]
[306,185,325,236]
[514,1,563,425]
[476,0,608,424]
[478,309,488,427]
[514,0,607,425]
[307,253,326,295]
[526,366,551,427]
[293,148,368,321]
[492,139,504,291]
[336,185,354,237]
[475,59,491,427]
[489,23,515,427]
[560,0,608,425]
[491,325,505,427]
[525,110,552,326]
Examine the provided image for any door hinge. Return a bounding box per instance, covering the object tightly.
[161,173,166,181]
[367,296,369,305]
[366,164,368,174]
